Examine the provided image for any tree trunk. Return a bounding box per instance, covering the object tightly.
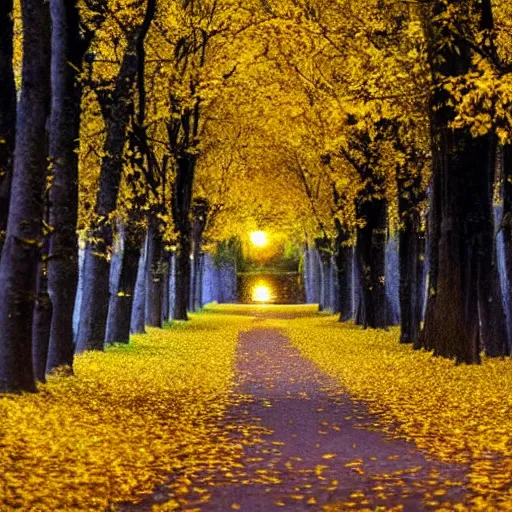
[399,210,422,343]
[419,0,506,362]
[162,250,170,323]
[32,258,52,382]
[168,252,176,319]
[173,235,191,320]
[46,0,84,373]
[502,144,512,347]
[195,253,204,310]
[75,46,138,353]
[130,240,147,334]
[171,157,196,320]
[106,225,142,343]
[0,0,51,393]
[355,196,388,329]
[474,135,508,357]
[0,0,16,253]
[189,252,196,312]
[146,217,164,328]
[334,221,353,322]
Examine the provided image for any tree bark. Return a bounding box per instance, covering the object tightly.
[162,250,170,322]
[171,157,196,320]
[0,0,16,252]
[145,217,164,328]
[32,257,52,382]
[502,144,512,347]
[474,135,508,357]
[106,225,142,343]
[130,239,147,334]
[334,221,353,322]
[46,0,84,373]
[398,210,422,343]
[355,196,388,329]
[419,0,507,362]
[0,0,51,393]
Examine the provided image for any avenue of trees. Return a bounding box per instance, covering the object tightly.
[1,0,512,392]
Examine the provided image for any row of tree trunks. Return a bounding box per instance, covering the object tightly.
[0,0,51,392]
[75,44,139,354]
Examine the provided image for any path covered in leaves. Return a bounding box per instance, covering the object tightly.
[181,318,470,511]
[5,305,507,510]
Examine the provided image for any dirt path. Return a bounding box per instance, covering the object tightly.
[200,328,469,511]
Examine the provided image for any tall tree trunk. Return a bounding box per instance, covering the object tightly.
[474,135,508,357]
[168,252,176,320]
[0,0,51,393]
[0,0,16,253]
[162,250,170,322]
[419,0,506,362]
[397,154,425,344]
[334,221,353,322]
[146,217,164,328]
[415,184,440,352]
[172,156,196,320]
[189,199,208,312]
[75,46,138,354]
[32,256,52,382]
[502,145,512,347]
[130,239,147,334]
[106,224,142,343]
[355,197,388,329]
[173,237,191,320]
[189,252,196,312]
[46,0,84,373]
[398,210,421,343]
[314,237,331,312]
[195,253,204,309]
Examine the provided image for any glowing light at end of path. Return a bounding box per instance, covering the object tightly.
[250,231,268,247]
[252,285,271,303]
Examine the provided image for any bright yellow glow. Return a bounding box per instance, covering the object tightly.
[250,231,268,247]
[252,285,271,303]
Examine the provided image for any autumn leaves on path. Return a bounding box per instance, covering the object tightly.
[202,328,468,511]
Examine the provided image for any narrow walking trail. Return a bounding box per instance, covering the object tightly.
[200,327,469,511]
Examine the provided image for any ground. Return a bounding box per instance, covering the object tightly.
[1,305,512,511]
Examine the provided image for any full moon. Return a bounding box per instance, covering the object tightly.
[250,231,268,247]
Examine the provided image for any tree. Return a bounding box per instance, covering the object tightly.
[0,0,51,392]
[418,0,508,362]
[46,0,97,374]
[76,2,148,353]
